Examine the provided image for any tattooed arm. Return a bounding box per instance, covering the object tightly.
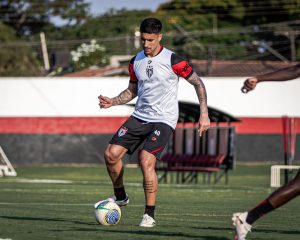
[242,63,300,93]
[99,82,137,108]
[185,72,210,136]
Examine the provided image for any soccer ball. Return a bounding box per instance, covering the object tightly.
[94,199,121,226]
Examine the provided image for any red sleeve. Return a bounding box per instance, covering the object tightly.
[171,53,193,79]
[128,56,137,84]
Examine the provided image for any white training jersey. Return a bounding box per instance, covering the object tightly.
[129,46,194,129]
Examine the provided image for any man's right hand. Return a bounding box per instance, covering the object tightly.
[241,77,258,93]
[98,95,113,108]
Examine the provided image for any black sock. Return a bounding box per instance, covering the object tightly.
[145,205,155,219]
[114,186,126,201]
[246,199,274,224]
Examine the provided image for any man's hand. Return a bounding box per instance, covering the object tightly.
[98,95,113,108]
[241,77,258,93]
[197,114,210,137]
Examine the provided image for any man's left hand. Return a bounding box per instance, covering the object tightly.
[198,114,210,137]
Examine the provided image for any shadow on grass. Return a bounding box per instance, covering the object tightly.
[70,227,231,240]
[0,215,94,226]
[0,215,231,239]
[3,215,300,239]
[252,228,300,235]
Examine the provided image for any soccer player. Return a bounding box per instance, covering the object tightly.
[233,63,300,240]
[97,18,210,227]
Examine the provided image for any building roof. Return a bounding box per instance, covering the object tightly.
[63,66,128,77]
[191,60,299,77]
[62,60,299,77]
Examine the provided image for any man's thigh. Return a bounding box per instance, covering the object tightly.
[109,116,150,154]
[142,122,174,160]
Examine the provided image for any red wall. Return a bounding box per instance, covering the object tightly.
[0,117,299,134]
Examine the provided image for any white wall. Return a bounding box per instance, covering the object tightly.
[0,77,299,117]
[179,77,300,117]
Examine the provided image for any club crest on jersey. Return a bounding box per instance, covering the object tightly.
[146,65,153,78]
[118,126,128,137]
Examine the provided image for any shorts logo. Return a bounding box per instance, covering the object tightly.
[118,127,128,137]
[151,136,157,141]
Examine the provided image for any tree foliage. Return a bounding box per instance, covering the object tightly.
[156,0,245,32]
[241,0,300,25]
[154,0,300,61]
[0,0,300,76]
[0,22,41,76]
[0,0,90,36]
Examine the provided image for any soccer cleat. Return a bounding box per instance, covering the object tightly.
[112,194,130,207]
[94,194,129,209]
[139,213,156,227]
[232,212,252,240]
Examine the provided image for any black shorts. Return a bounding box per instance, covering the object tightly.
[109,116,174,160]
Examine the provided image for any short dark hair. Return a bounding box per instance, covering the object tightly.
[140,18,162,34]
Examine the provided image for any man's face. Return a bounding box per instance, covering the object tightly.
[141,32,162,57]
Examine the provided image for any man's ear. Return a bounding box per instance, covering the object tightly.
[158,34,163,42]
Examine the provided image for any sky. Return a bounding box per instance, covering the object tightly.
[52,0,169,26]
[86,0,169,16]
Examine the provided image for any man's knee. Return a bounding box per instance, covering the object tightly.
[104,145,125,165]
[139,151,156,171]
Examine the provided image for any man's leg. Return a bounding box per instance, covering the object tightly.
[268,169,300,208]
[246,169,300,225]
[138,122,173,227]
[139,150,158,205]
[233,170,300,240]
[104,144,129,203]
[139,149,157,227]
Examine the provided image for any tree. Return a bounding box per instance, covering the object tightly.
[0,0,90,36]
[153,0,248,60]
[44,9,153,57]
[239,0,300,61]
[240,0,300,25]
[0,22,41,76]
[156,0,245,32]
[155,0,300,61]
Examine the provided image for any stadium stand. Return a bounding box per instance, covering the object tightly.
[156,102,238,184]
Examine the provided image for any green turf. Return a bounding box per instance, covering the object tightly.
[0,164,299,240]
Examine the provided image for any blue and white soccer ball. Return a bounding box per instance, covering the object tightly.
[94,199,121,226]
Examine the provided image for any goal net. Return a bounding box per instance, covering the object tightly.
[0,146,17,177]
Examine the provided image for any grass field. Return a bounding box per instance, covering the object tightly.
[0,164,300,240]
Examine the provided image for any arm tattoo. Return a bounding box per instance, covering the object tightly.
[186,72,208,114]
[112,84,137,106]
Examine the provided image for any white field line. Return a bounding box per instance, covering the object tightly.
[0,178,140,186]
[0,178,217,188]
[12,179,73,184]
[0,202,228,218]
[0,178,271,192]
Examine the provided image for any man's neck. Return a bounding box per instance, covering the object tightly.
[146,45,163,58]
